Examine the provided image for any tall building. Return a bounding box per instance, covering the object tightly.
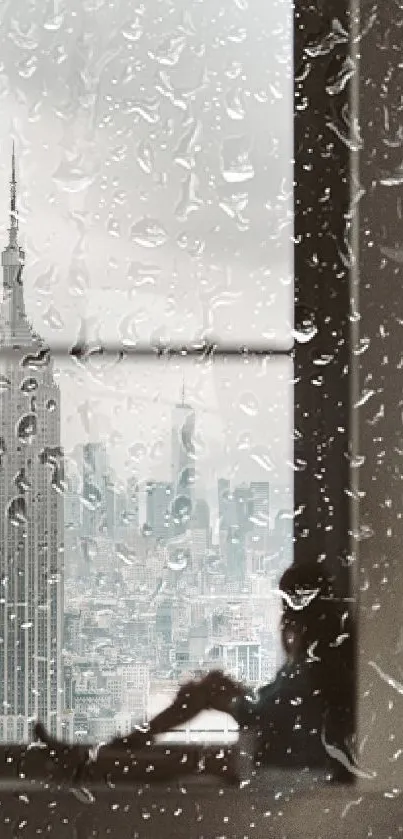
[250,481,270,550]
[146,481,172,540]
[81,442,108,538]
[170,382,195,536]
[0,148,64,742]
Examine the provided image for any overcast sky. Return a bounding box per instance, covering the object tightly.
[0,0,293,491]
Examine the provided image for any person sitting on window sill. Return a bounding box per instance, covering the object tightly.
[35,561,355,781]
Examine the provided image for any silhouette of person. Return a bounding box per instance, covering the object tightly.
[35,561,355,779]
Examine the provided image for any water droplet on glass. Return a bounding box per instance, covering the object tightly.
[250,446,274,473]
[171,495,192,527]
[16,414,37,444]
[20,378,38,394]
[141,523,152,537]
[118,314,138,347]
[237,432,251,451]
[292,323,318,344]
[131,218,168,248]
[239,392,259,417]
[43,306,64,331]
[0,375,11,393]
[149,34,186,66]
[128,443,147,463]
[354,389,375,408]
[167,547,190,572]
[7,497,27,528]
[221,137,255,183]
[205,552,225,575]
[325,56,356,95]
[21,349,50,370]
[15,468,31,492]
[225,87,245,120]
[53,159,94,194]
[137,140,154,174]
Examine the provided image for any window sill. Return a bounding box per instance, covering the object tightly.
[0,746,396,838]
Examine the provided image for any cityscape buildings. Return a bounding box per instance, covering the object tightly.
[0,151,292,744]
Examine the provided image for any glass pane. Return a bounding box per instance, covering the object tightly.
[0,0,293,349]
[0,350,293,743]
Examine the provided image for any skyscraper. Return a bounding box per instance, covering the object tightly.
[146,481,172,540]
[170,382,195,536]
[81,442,108,538]
[0,148,64,742]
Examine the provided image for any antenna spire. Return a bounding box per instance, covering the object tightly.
[9,141,18,247]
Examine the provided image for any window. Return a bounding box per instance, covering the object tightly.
[0,0,297,750]
[5,0,400,817]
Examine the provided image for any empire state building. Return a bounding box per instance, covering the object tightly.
[0,148,64,742]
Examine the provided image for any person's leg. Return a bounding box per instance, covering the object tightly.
[108,678,209,748]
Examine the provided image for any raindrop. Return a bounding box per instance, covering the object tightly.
[16,414,37,444]
[205,552,225,575]
[239,392,259,417]
[43,306,64,331]
[167,547,190,572]
[0,376,11,393]
[325,56,356,95]
[128,443,147,463]
[225,87,245,120]
[7,497,27,528]
[53,160,94,194]
[171,494,192,527]
[279,586,320,611]
[15,468,31,492]
[82,483,102,510]
[351,524,374,541]
[131,218,168,248]
[39,446,63,468]
[118,314,138,347]
[292,323,318,344]
[20,378,38,394]
[250,446,274,472]
[379,164,403,187]
[21,349,50,370]
[148,34,186,67]
[52,467,67,495]
[175,172,203,221]
[46,399,57,413]
[150,439,164,461]
[237,432,251,451]
[221,137,255,183]
[354,389,375,408]
[141,523,152,537]
[122,18,143,42]
[137,140,154,175]
[346,453,365,468]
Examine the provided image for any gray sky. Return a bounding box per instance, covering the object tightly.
[0,0,293,488]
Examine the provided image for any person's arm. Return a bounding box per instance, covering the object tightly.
[230,680,279,728]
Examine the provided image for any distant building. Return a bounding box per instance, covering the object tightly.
[146,481,172,539]
[208,641,262,685]
[170,383,195,536]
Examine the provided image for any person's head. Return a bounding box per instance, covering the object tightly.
[278,561,348,664]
